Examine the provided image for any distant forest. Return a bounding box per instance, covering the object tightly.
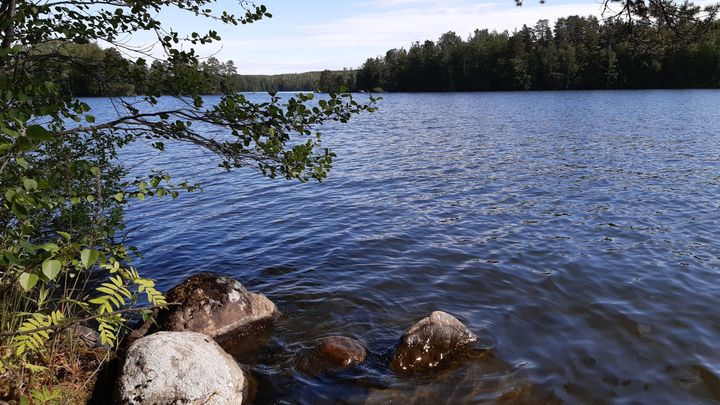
[356,15,720,91]
[41,14,720,96]
[37,41,355,96]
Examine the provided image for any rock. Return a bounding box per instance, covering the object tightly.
[125,315,155,348]
[365,350,536,404]
[116,331,246,405]
[390,311,477,373]
[317,336,367,367]
[69,324,102,348]
[157,273,281,340]
[293,336,367,375]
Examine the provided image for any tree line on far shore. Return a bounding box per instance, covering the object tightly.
[36,13,720,95]
[356,14,720,92]
[40,41,356,96]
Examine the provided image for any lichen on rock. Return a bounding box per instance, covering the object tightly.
[156,273,281,340]
[116,331,246,404]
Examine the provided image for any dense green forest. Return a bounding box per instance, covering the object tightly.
[356,15,720,91]
[36,13,720,95]
[39,41,356,96]
[235,69,356,92]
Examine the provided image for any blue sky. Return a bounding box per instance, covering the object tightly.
[134,0,613,74]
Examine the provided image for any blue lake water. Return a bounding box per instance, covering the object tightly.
[101,90,720,403]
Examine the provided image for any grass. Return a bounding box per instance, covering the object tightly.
[0,332,110,404]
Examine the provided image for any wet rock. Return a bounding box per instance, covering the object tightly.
[157,273,280,340]
[117,331,246,405]
[293,336,367,374]
[365,350,539,404]
[390,311,477,373]
[317,336,367,367]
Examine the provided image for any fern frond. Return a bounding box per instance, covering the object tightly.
[97,314,125,347]
[12,311,65,356]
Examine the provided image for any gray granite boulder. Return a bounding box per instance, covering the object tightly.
[117,331,246,404]
[390,311,477,373]
[157,273,280,340]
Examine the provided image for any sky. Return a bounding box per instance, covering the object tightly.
[130,0,615,74]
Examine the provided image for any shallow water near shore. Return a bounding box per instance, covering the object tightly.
[102,90,720,403]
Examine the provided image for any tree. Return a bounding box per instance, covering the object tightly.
[355,7,720,92]
[0,0,377,398]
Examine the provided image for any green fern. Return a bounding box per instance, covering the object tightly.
[90,275,131,314]
[29,386,63,404]
[127,267,167,308]
[12,311,65,356]
[89,262,167,347]
[97,314,125,347]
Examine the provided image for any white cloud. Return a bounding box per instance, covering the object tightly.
[217,0,605,73]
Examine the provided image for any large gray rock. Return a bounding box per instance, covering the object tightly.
[157,273,280,340]
[390,311,477,373]
[117,331,246,405]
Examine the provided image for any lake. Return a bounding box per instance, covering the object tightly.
[106,90,720,403]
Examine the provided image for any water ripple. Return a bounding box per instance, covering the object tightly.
[107,90,720,403]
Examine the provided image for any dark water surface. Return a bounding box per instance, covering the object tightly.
[108,91,720,404]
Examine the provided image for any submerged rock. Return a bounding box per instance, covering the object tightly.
[293,336,367,375]
[116,331,246,405]
[157,273,280,340]
[317,336,367,367]
[390,311,477,373]
[366,349,538,404]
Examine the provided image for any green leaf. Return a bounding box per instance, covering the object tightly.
[57,231,71,241]
[42,259,61,281]
[40,243,59,253]
[85,115,96,123]
[113,192,124,202]
[19,273,39,291]
[16,136,34,151]
[80,249,99,269]
[11,202,28,218]
[19,241,37,254]
[16,157,28,169]
[22,178,38,191]
[25,125,51,142]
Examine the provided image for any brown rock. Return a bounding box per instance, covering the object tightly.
[316,336,367,367]
[390,311,477,373]
[157,273,280,340]
[293,336,367,374]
